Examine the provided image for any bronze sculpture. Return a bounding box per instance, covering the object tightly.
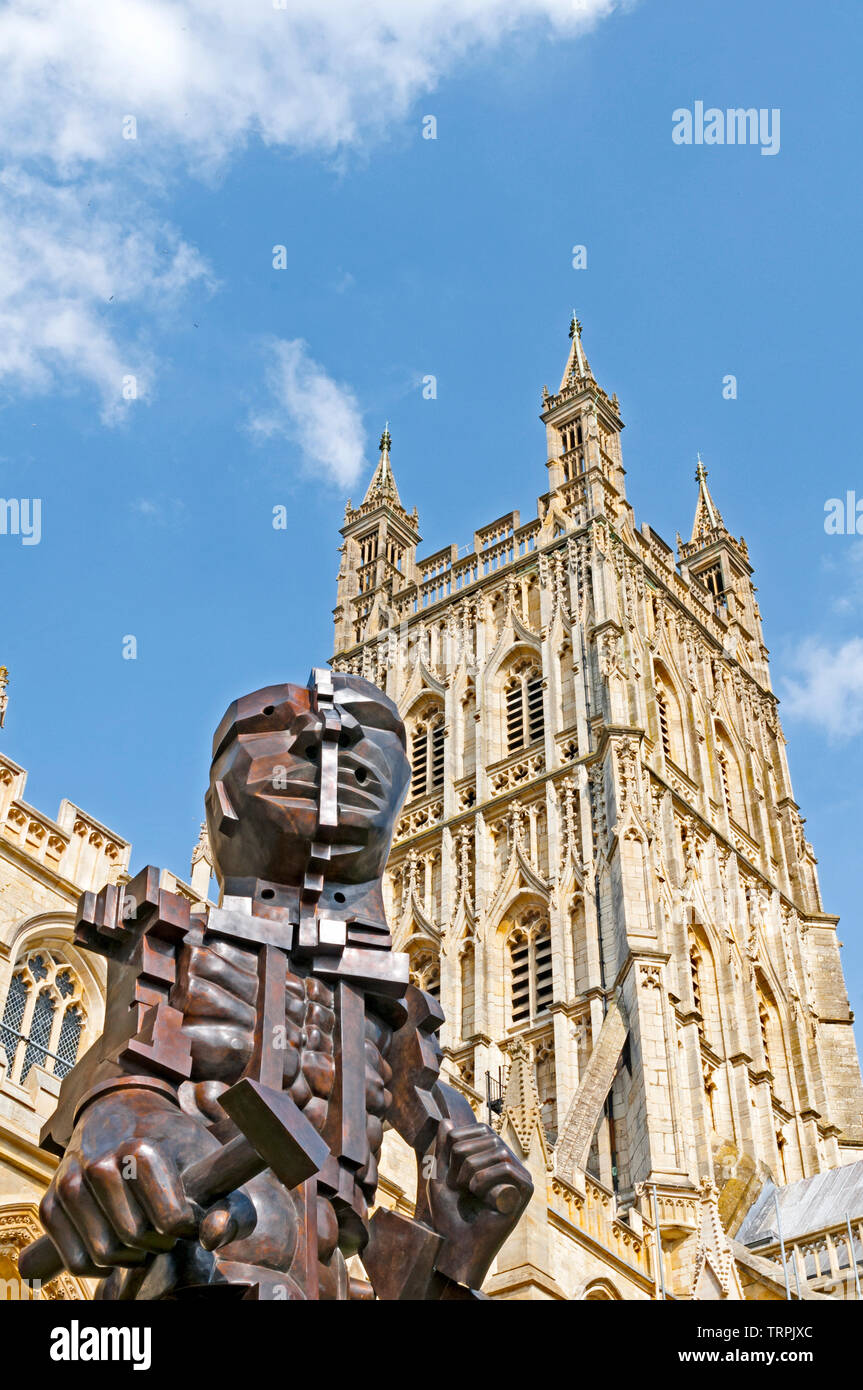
[20,669,532,1299]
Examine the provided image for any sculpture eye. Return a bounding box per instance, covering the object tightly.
[356,767,367,783]
[263,705,275,715]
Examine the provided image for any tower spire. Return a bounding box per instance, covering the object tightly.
[689,454,726,546]
[361,422,403,509]
[677,455,764,680]
[559,311,593,391]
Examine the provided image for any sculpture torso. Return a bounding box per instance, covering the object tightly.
[172,929,395,1298]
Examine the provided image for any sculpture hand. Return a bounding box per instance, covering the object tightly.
[39,1089,221,1276]
[425,1120,533,1287]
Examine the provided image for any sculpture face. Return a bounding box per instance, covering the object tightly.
[205,674,410,890]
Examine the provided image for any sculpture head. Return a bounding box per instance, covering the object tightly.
[205,672,410,896]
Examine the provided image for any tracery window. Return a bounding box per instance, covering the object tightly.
[509,914,553,1025]
[411,709,445,798]
[505,665,544,754]
[0,952,85,1085]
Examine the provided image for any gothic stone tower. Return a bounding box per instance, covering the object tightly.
[332,317,863,1298]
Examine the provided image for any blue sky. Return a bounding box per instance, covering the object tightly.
[3,0,863,1020]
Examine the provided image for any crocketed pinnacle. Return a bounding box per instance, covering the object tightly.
[361,423,404,510]
[690,455,726,545]
[559,311,593,390]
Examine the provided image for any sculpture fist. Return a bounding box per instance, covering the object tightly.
[39,1089,219,1276]
[426,1119,533,1289]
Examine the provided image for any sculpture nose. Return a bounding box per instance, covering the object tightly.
[332,708,362,749]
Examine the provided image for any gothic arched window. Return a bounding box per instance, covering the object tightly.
[715,724,745,829]
[509,914,553,1025]
[688,929,721,1053]
[411,709,445,799]
[505,665,544,754]
[0,952,86,1085]
[654,664,686,771]
[756,977,792,1110]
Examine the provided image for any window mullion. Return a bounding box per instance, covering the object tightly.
[47,991,64,1057]
[16,987,38,1062]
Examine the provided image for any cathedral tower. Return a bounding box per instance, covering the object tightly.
[332,316,863,1299]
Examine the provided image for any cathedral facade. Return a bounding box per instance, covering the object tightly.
[331,317,863,1298]
[1,316,863,1300]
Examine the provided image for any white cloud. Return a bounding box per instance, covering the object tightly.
[0,0,626,415]
[249,338,366,488]
[0,168,212,420]
[782,637,863,739]
[0,1,623,168]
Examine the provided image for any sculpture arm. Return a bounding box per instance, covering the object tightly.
[379,986,533,1298]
